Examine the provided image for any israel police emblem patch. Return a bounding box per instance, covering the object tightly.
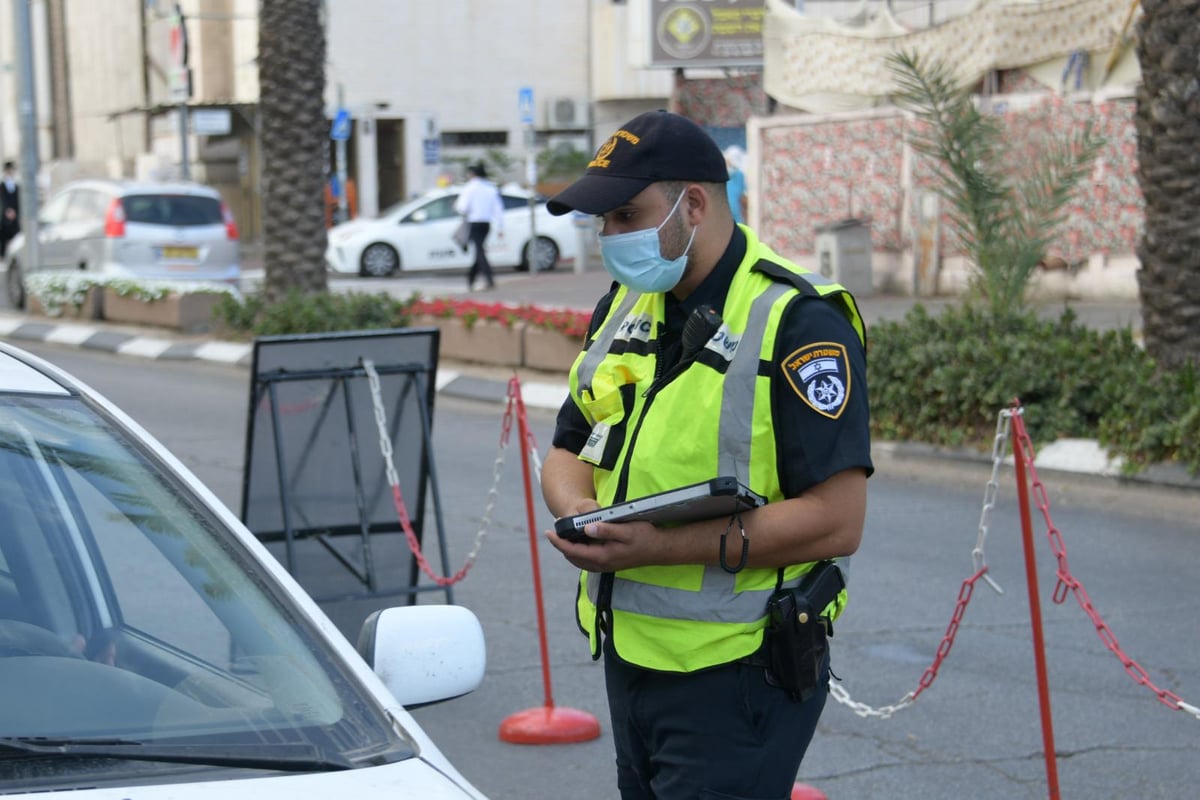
[781,342,851,419]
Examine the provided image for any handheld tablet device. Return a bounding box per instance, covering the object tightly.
[554,477,766,543]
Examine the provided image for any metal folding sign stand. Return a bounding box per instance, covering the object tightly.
[240,328,453,604]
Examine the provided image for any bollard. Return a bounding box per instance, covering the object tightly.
[497,375,601,745]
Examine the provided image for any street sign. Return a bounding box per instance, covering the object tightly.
[518,86,534,126]
[330,108,352,141]
[191,108,231,136]
[423,138,440,165]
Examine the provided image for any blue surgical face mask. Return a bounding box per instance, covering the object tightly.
[598,192,697,293]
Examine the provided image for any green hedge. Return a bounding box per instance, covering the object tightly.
[215,292,1199,477]
[868,303,1199,476]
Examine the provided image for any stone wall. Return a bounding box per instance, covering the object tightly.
[749,92,1142,299]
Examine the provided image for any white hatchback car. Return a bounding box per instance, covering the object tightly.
[0,342,488,798]
[325,185,582,277]
[3,178,241,309]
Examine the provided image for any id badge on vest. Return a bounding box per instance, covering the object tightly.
[576,383,636,471]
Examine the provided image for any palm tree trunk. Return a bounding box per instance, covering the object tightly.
[1134,0,1200,369]
[258,0,329,302]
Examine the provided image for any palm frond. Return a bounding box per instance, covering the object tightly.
[887,49,1105,316]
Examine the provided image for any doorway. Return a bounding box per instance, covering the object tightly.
[374,119,406,211]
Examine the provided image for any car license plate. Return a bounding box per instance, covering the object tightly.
[160,246,199,260]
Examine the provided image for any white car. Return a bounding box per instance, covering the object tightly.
[325,185,582,277]
[3,178,241,309]
[0,342,488,798]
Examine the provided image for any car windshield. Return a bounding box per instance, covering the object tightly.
[122,194,222,226]
[0,393,409,777]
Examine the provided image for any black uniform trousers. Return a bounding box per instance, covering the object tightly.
[603,637,829,799]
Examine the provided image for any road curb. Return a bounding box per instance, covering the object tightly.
[4,311,1195,491]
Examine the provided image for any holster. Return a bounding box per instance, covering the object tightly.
[763,560,845,702]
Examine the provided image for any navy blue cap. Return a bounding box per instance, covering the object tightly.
[546,110,728,216]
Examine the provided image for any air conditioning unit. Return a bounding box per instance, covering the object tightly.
[545,97,588,129]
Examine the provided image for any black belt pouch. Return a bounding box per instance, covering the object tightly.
[763,560,845,702]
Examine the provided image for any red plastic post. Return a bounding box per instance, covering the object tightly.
[1010,403,1061,799]
[791,783,828,800]
[497,376,601,745]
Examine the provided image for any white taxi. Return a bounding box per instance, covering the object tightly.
[325,185,581,277]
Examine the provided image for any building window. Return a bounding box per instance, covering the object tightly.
[441,130,509,147]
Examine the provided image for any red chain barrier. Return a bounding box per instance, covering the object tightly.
[911,568,988,701]
[833,566,991,718]
[386,378,519,587]
[1009,408,1191,713]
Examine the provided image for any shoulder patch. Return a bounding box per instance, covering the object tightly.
[781,342,852,419]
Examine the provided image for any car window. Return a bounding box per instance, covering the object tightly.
[63,190,107,224]
[122,194,222,226]
[39,192,72,225]
[406,195,458,222]
[0,393,405,764]
[69,473,233,667]
[501,194,530,211]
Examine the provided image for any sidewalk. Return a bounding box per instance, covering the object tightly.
[3,269,1192,490]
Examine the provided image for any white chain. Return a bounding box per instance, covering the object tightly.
[828,409,1016,719]
[972,409,1011,596]
[362,359,506,573]
[1180,701,1200,721]
[829,682,915,719]
[364,360,402,491]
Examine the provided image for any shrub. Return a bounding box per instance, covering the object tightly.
[204,287,1200,477]
[213,290,409,338]
[215,290,591,340]
[868,303,1199,475]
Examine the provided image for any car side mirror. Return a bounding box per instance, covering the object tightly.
[409,209,427,223]
[356,605,486,708]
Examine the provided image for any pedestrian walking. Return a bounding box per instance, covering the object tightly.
[454,162,504,291]
[539,110,873,799]
[0,162,19,260]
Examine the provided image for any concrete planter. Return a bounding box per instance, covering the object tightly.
[414,314,525,369]
[522,325,584,373]
[101,289,223,333]
[411,313,585,373]
[28,286,103,321]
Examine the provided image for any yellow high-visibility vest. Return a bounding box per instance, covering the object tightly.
[566,226,865,671]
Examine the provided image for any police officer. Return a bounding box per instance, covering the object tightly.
[540,110,872,799]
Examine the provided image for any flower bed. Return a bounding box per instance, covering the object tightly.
[22,273,239,333]
[406,297,590,372]
[406,297,590,338]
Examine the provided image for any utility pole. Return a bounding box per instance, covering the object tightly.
[171,3,191,180]
[335,84,349,224]
[518,87,540,270]
[13,0,41,272]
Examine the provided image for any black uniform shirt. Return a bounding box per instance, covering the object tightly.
[552,225,872,498]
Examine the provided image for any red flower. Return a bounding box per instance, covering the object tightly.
[406,297,589,338]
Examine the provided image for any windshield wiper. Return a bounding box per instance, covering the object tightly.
[0,737,355,772]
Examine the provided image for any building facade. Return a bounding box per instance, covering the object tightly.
[1,0,710,233]
[1,0,1145,300]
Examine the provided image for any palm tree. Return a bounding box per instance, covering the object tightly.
[257,0,328,301]
[888,50,1104,319]
[1134,0,1200,369]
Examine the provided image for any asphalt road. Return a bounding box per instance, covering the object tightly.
[10,337,1198,800]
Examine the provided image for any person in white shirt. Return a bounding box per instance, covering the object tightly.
[454,163,504,291]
